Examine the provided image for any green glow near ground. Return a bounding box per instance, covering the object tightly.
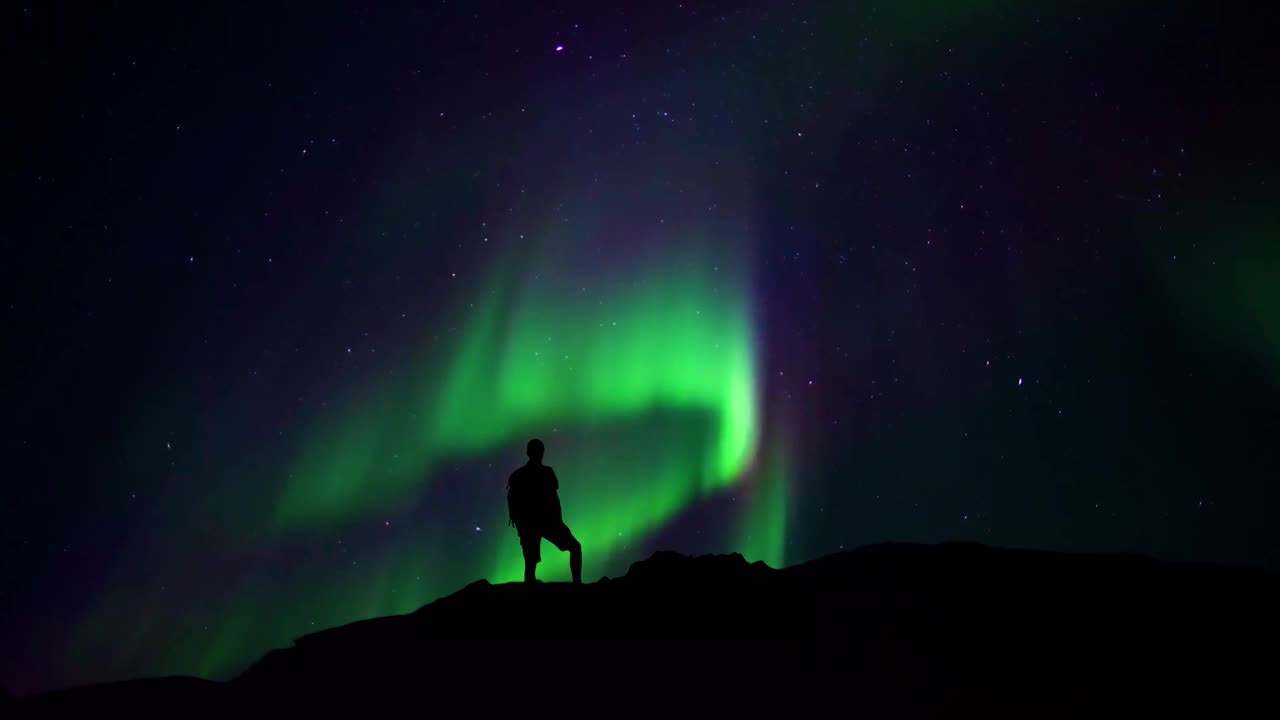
[736,429,790,569]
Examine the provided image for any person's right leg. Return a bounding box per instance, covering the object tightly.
[569,537,582,584]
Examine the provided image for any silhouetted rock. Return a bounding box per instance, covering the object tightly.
[620,549,768,585]
[15,542,1280,718]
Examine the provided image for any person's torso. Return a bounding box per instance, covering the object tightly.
[511,464,561,526]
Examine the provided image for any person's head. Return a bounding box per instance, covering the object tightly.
[526,438,545,463]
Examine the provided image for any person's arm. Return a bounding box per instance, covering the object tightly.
[506,474,519,527]
[549,467,559,491]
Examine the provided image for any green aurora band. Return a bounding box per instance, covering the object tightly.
[278,234,762,536]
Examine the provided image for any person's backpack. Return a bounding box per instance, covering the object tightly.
[506,477,525,529]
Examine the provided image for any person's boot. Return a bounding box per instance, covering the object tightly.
[570,547,583,584]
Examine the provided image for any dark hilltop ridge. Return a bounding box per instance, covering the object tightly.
[13,542,1280,717]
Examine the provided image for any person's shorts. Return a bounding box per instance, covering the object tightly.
[520,522,578,564]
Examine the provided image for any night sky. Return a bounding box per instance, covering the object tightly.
[4,0,1279,696]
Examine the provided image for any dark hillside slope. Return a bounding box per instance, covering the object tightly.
[17,542,1280,717]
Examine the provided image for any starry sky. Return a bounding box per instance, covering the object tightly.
[3,0,1279,696]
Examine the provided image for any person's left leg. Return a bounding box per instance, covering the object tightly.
[545,523,582,584]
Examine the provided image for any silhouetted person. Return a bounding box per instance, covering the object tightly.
[507,438,582,584]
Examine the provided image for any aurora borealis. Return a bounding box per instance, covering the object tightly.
[279,228,762,532]
[5,0,1280,697]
